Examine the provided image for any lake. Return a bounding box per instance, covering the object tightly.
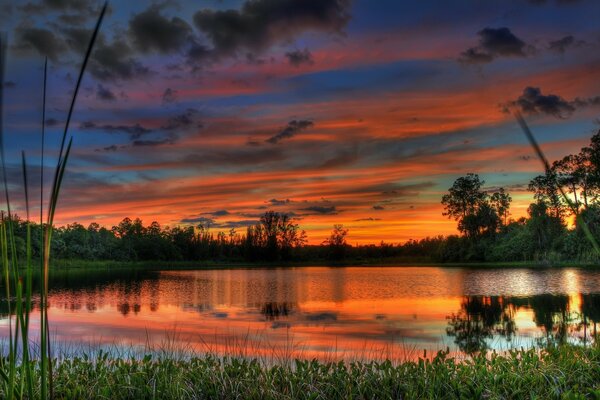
[2,266,599,361]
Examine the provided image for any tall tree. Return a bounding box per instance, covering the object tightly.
[441,173,487,220]
[490,188,512,226]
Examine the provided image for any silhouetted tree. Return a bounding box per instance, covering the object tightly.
[323,224,348,260]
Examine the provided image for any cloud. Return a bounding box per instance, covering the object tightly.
[14,27,66,61]
[96,145,118,152]
[62,27,92,54]
[459,27,528,64]
[57,13,89,26]
[45,118,60,126]
[300,205,337,215]
[128,5,192,54]
[89,39,150,81]
[354,217,381,221]
[205,210,230,216]
[504,87,575,118]
[161,108,202,131]
[131,132,178,147]
[372,205,385,210]
[162,87,178,104]
[42,0,89,11]
[548,35,584,54]
[181,216,215,225]
[285,48,314,67]
[81,121,153,139]
[266,120,314,144]
[268,198,291,205]
[191,0,350,63]
[96,84,116,102]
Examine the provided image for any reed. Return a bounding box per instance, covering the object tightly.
[0,3,107,399]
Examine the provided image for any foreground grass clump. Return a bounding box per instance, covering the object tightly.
[2,345,599,399]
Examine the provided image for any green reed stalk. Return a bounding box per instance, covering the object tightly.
[40,4,107,398]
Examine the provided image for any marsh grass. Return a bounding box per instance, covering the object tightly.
[0,344,598,399]
[0,3,107,398]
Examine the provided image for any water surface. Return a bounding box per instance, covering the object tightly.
[2,266,599,361]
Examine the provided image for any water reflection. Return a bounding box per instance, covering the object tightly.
[0,267,599,361]
[446,296,516,354]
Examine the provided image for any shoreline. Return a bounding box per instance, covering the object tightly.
[48,258,600,270]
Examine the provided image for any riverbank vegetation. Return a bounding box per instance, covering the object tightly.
[1,345,598,399]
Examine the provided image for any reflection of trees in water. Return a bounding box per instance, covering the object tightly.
[260,302,295,320]
[580,294,600,341]
[446,296,516,354]
[446,293,592,353]
[528,294,572,345]
[0,269,160,318]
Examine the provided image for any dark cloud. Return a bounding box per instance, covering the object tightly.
[132,132,177,147]
[58,13,88,26]
[300,205,337,215]
[45,118,60,126]
[285,48,314,67]
[96,84,116,101]
[218,220,259,228]
[161,108,202,131]
[266,120,314,144]
[96,144,118,152]
[572,96,600,108]
[354,217,381,221]
[182,147,286,167]
[81,121,153,139]
[548,35,584,54]
[205,210,230,216]
[459,27,528,64]
[162,87,178,104]
[89,39,150,81]
[268,198,291,205]
[181,216,215,225]
[504,87,575,118]
[180,216,257,229]
[19,0,90,14]
[14,27,66,61]
[128,5,192,54]
[40,0,89,11]
[372,205,384,210]
[62,27,92,54]
[192,0,350,63]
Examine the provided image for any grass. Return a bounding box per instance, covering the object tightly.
[0,345,597,399]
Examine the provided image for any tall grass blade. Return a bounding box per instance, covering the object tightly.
[41,4,108,398]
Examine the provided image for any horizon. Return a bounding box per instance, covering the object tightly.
[2,0,600,244]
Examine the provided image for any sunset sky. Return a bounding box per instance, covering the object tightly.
[1,0,600,244]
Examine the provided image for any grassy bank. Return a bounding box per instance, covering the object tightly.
[2,345,598,399]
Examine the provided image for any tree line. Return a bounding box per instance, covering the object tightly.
[6,129,600,264]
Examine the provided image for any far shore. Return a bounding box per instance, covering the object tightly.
[45,258,600,270]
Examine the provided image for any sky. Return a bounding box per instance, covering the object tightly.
[0,0,599,244]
